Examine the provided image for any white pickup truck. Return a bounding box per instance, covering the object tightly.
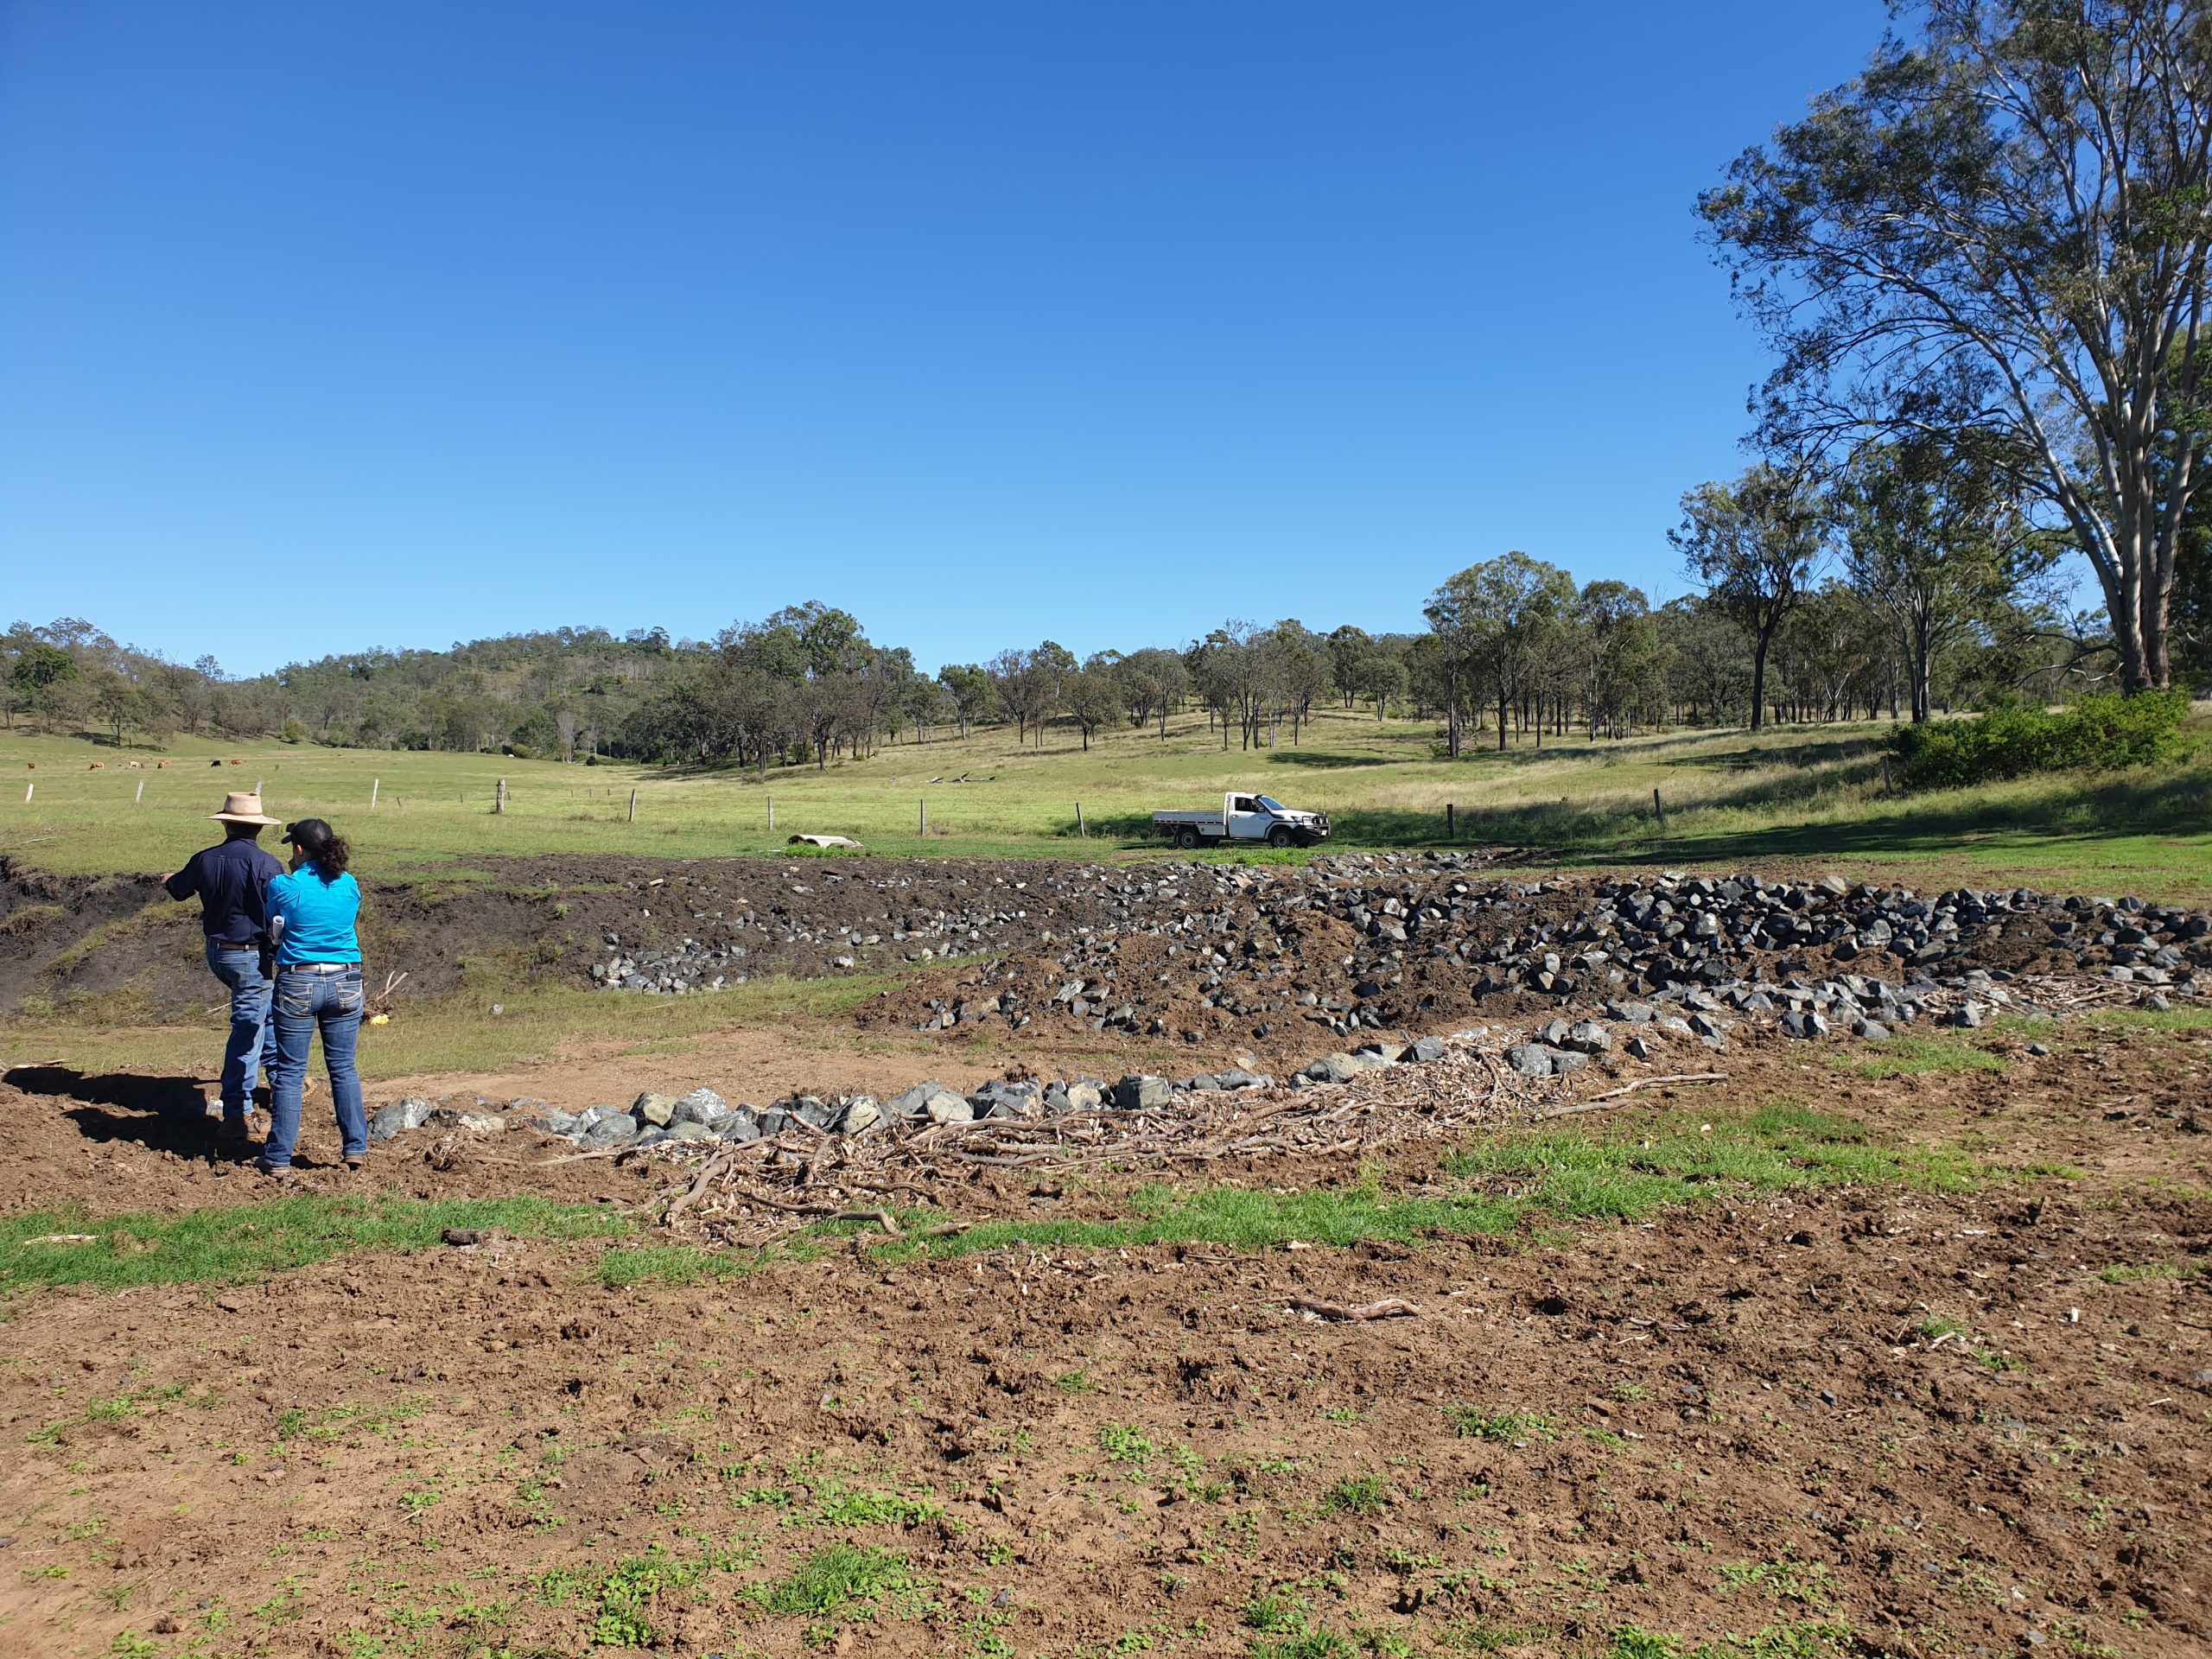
[1153,792,1332,850]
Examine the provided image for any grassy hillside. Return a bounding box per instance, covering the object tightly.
[3,706,2210,897]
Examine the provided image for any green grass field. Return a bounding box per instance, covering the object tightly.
[5,703,2211,897]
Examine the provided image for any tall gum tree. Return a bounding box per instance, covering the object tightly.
[1700,0,2212,691]
[1669,467,1827,730]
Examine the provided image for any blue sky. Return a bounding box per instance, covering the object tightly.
[0,2,1889,677]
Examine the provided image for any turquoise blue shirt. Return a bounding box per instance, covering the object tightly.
[267,863,363,964]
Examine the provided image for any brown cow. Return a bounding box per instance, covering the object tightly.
[89,762,105,771]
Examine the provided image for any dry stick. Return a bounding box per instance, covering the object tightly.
[830,1208,901,1235]
[1287,1296,1421,1321]
[537,1144,642,1166]
[1533,1073,1726,1119]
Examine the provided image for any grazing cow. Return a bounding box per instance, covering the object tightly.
[89,762,105,771]
[157,760,173,769]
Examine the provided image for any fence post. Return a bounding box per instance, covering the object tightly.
[1076,802,1086,839]
[919,798,927,836]
[1445,802,1453,841]
[767,796,774,832]
[1880,755,1894,796]
[495,778,507,815]
[627,788,638,823]
[22,783,30,803]
[136,779,144,804]
[1653,787,1667,830]
[371,778,379,810]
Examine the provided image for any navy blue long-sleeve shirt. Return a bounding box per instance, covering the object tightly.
[163,837,283,947]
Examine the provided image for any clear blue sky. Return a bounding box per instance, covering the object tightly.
[0,1,1889,677]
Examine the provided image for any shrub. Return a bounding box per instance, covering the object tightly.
[1886,690,2189,790]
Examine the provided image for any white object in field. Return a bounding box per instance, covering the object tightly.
[1151,791,1331,849]
[787,834,864,850]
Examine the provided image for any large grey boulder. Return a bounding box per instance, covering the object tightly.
[429,1106,505,1135]
[969,1079,1041,1120]
[582,1114,639,1148]
[366,1096,435,1143]
[1560,1020,1612,1055]
[672,1088,733,1128]
[839,1096,884,1135]
[887,1082,952,1118]
[1302,1053,1366,1084]
[1113,1074,1174,1110]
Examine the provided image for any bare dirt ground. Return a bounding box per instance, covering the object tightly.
[1,855,2209,1658]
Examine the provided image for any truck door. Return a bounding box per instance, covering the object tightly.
[1227,794,1268,841]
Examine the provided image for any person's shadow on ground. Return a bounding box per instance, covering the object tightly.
[3,1065,233,1160]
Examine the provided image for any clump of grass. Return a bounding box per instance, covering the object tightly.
[811,1487,942,1528]
[2097,1261,2199,1285]
[749,1542,919,1620]
[1322,1472,1392,1516]
[1098,1422,1157,1477]
[1244,1590,1313,1634]
[0,1196,629,1294]
[595,1243,762,1288]
[1449,1406,1557,1444]
[1832,1035,2006,1080]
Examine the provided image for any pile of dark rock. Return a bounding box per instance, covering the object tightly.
[933,861,2209,1044]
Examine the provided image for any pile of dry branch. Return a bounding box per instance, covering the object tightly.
[653,1038,1578,1251]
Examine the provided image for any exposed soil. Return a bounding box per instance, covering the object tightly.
[2,1008,2209,1656]
[0,853,1160,1020]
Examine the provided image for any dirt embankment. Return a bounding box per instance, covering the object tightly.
[0,852,1142,1019]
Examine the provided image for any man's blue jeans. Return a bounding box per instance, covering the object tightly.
[264,964,368,1168]
[204,942,278,1124]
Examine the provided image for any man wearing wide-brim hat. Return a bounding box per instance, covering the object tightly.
[160,791,286,1147]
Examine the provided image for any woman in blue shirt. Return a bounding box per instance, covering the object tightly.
[261,817,368,1174]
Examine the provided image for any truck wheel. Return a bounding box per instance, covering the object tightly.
[1176,827,1199,850]
[1267,826,1294,849]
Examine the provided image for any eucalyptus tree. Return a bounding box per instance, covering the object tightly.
[1669,466,1827,729]
[1425,551,1578,753]
[936,664,996,739]
[1700,0,2212,693]
[1839,436,2057,721]
[1577,581,1664,739]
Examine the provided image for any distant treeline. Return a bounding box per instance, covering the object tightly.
[6,529,2177,768]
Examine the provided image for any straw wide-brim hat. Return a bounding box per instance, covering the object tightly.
[210,791,278,826]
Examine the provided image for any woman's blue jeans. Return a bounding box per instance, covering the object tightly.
[264,964,367,1168]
